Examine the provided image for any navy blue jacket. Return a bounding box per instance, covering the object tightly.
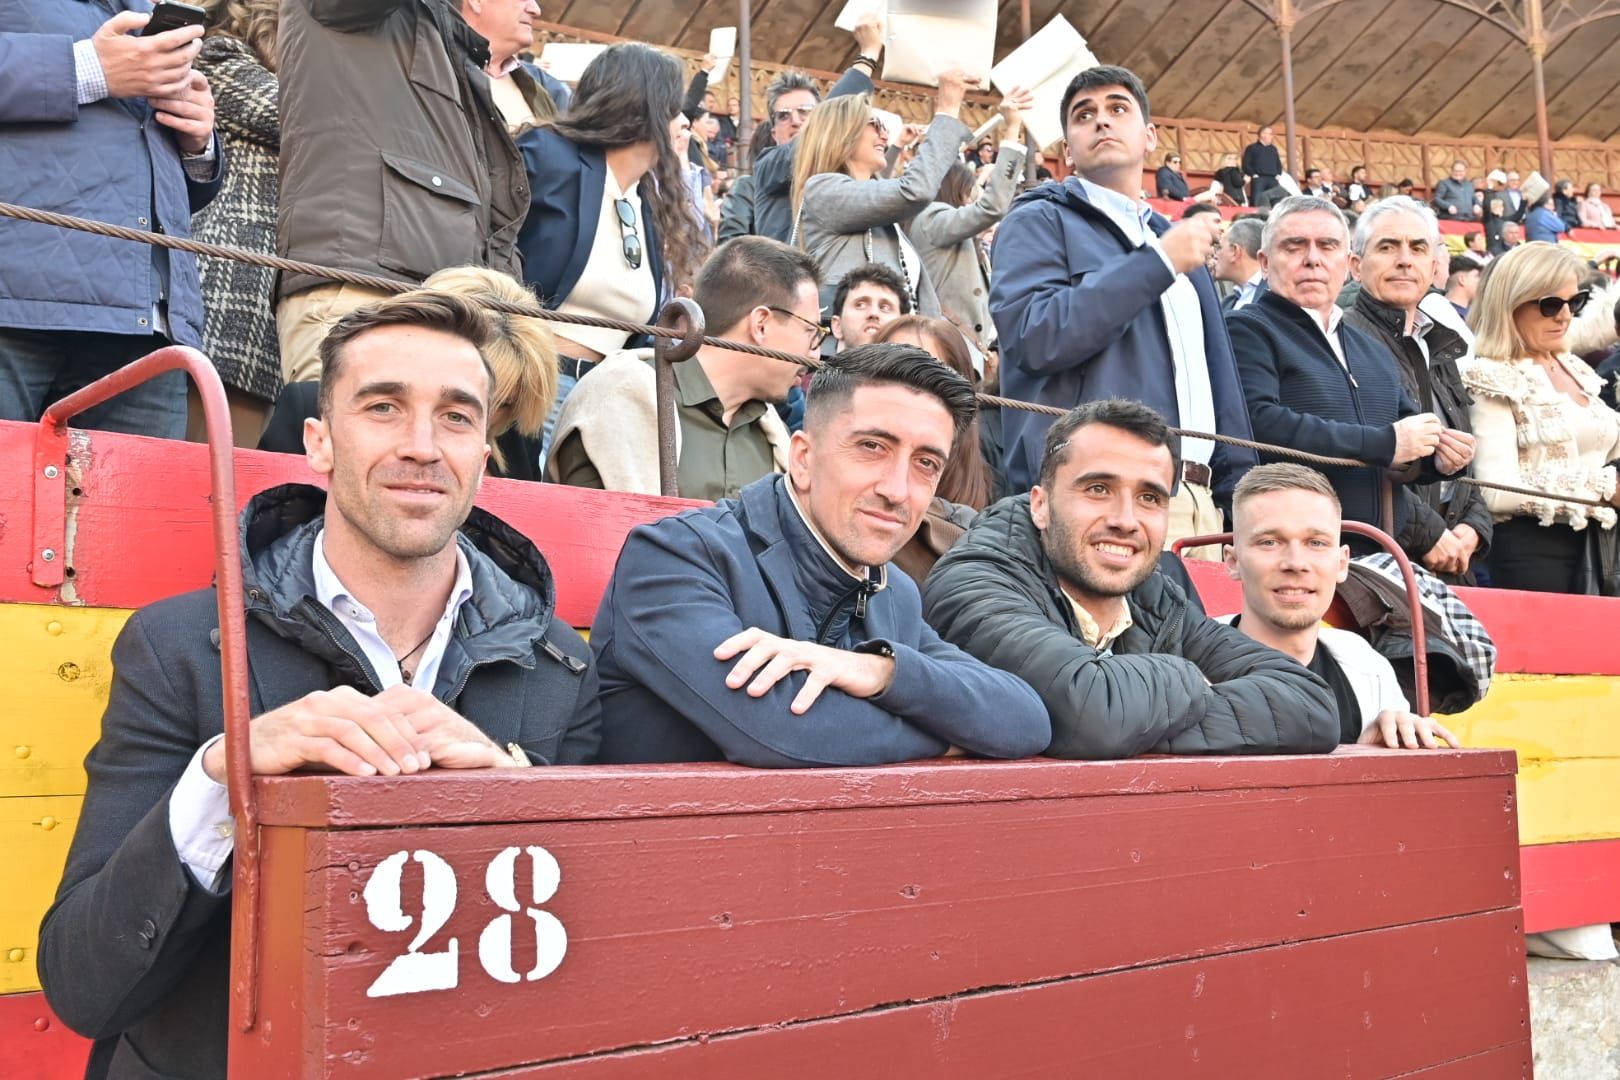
[591,474,1051,767]
[515,126,665,312]
[989,178,1257,497]
[0,0,222,346]
[1228,290,1435,543]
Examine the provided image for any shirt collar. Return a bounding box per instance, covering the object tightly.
[1410,306,1434,340]
[1062,590,1133,650]
[489,55,523,78]
[783,479,888,589]
[312,529,474,628]
[1077,176,1152,229]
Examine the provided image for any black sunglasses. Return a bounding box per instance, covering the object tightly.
[1534,290,1591,318]
[614,197,642,270]
[768,306,828,350]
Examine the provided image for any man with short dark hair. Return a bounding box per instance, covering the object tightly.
[1228,195,1471,557]
[1346,165,1372,211]
[1446,253,1483,316]
[923,398,1337,759]
[1220,463,1459,749]
[831,263,912,351]
[1242,125,1284,208]
[547,237,823,500]
[592,344,1051,767]
[1433,160,1478,221]
[990,63,1257,547]
[39,291,600,1077]
[1215,217,1265,311]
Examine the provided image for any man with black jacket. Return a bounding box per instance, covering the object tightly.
[1228,195,1474,558]
[922,399,1338,760]
[1342,197,1492,583]
[38,293,600,1078]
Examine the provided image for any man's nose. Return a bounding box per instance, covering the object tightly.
[872,455,911,504]
[398,412,441,460]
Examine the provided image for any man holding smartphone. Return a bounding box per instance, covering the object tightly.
[0,1,221,439]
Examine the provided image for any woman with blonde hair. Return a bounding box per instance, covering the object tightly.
[257,268,558,482]
[191,0,282,446]
[1462,242,1620,593]
[790,72,975,317]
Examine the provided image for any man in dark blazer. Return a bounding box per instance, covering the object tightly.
[1227,195,1473,557]
[38,293,600,1079]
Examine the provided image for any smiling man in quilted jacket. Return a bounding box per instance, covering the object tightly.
[0,1,222,439]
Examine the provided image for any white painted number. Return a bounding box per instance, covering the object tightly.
[363,845,568,998]
[364,850,459,998]
[479,846,568,983]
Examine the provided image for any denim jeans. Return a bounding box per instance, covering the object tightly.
[0,327,187,439]
[537,369,580,472]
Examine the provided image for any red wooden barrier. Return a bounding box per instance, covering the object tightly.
[230,751,1527,1077]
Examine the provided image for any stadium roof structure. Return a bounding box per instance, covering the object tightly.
[542,0,1620,168]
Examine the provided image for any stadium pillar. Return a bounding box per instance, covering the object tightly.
[739,0,753,172]
[1276,0,1299,177]
[1525,0,1555,180]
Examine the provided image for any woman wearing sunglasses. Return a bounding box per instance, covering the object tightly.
[515,43,709,460]
[1463,242,1620,593]
[789,70,977,321]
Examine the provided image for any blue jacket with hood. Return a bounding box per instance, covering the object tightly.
[590,473,1051,767]
[988,177,1256,497]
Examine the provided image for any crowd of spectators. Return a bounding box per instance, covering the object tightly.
[16,4,1620,1068]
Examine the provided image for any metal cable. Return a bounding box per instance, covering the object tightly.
[1,200,1610,508]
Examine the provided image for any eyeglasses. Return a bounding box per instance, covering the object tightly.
[613,197,642,270]
[1533,290,1591,318]
[768,306,828,350]
[773,105,815,124]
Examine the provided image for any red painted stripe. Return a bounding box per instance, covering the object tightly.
[0,993,90,1080]
[236,766,1521,1075]
[1182,557,1620,676]
[478,913,1533,1079]
[1520,838,1620,933]
[0,421,699,628]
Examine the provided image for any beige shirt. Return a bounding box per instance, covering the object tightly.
[548,169,658,357]
[1062,591,1134,651]
[487,71,536,134]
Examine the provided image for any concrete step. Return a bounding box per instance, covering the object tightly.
[1530,954,1620,1078]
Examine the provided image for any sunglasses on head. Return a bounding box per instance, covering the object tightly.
[1533,290,1590,318]
[613,197,642,270]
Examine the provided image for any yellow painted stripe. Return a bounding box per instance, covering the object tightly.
[0,795,78,995]
[1449,674,1620,762]
[0,604,131,800]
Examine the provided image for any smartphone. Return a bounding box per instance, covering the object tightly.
[140,1,207,36]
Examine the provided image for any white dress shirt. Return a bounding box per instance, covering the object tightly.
[167,533,474,888]
[1076,178,1216,466]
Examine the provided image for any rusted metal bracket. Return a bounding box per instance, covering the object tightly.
[652,297,707,499]
[35,348,260,1029]
[1174,520,1431,716]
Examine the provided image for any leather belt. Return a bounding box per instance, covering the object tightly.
[1181,461,1212,487]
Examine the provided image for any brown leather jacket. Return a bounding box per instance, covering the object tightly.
[276,0,531,299]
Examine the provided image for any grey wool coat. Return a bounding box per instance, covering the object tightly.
[906,143,1025,343]
[192,34,282,403]
[795,113,972,317]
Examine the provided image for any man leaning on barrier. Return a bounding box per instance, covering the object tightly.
[922,399,1338,760]
[1219,463,1460,750]
[591,343,1051,767]
[38,292,599,1079]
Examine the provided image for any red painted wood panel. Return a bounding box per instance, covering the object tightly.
[1182,557,1620,677]
[0,992,90,1080]
[442,912,1534,1079]
[250,748,1518,829]
[234,762,1521,1076]
[1520,838,1620,934]
[0,421,700,628]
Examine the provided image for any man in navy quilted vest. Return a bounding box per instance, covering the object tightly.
[0,1,222,439]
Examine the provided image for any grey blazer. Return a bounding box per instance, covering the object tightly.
[796,114,972,317]
[906,143,1026,344]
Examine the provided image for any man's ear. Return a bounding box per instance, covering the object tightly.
[828,314,843,345]
[787,429,813,491]
[1144,121,1158,157]
[1349,252,1362,283]
[1336,544,1351,583]
[1223,542,1240,579]
[304,415,333,477]
[1029,484,1050,531]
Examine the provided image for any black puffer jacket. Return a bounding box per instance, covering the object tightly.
[922,495,1338,759]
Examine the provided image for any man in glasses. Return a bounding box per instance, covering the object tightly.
[547,238,823,502]
[1342,197,1491,583]
[730,14,886,244]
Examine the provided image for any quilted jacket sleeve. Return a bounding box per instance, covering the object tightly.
[0,32,77,124]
